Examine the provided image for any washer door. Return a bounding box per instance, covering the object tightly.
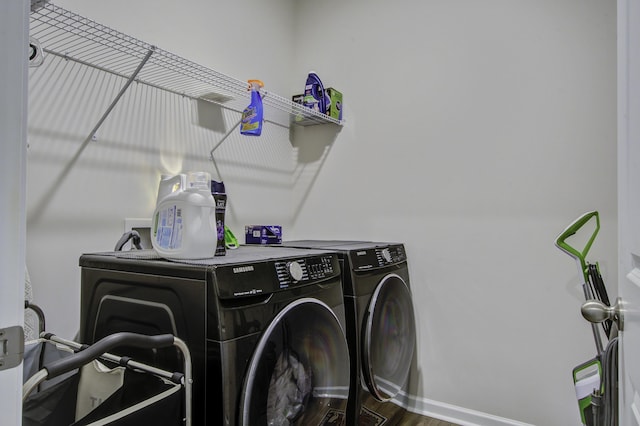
[362,273,416,401]
[240,298,351,426]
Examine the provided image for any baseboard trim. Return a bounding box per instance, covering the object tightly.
[392,392,535,426]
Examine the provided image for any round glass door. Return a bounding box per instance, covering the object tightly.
[240,298,351,426]
[362,273,416,401]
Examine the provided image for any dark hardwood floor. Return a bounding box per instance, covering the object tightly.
[358,396,460,426]
[317,396,460,425]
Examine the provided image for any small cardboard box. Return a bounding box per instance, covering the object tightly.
[291,94,313,125]
[245,225,282,245]
[292,89,342,121]
[292,94,304,105]
[325,88,343,121]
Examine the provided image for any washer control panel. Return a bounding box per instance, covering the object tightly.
[213,250,340,300]
[275,254,336,288]
[350,244,407,271]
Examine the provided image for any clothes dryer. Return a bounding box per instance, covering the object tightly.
[79,246,351,426]
[281,241,416,424]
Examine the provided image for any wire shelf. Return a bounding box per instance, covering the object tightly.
[29,1,342,128]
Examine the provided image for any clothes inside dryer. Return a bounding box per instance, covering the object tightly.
[242,298,350,426]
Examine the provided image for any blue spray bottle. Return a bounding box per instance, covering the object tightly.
[240,79,264,136]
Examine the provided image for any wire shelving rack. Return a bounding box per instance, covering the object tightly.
[29,1,341,131]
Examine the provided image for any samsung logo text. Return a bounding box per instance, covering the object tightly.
[233,265,255,274]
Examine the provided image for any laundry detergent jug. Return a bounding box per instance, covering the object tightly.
[156,173,187,205]
[152,171,217,259]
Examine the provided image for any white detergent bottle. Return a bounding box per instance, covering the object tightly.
[152,171,217,259]
[156,173,187,206]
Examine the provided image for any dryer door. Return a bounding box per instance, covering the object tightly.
[362,273,416,401]
[240,298,351,425]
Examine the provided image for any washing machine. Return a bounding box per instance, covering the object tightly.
[78,245,352,426]
[281,241,416,424]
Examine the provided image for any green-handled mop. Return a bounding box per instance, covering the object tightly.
[555,211,617,426]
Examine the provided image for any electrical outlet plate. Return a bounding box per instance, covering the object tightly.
[124,218,151,232]
[124,218,152,249]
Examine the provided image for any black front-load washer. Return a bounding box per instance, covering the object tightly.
[280,241,416,423]
[79,246,351,426]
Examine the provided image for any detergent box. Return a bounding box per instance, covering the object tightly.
[292,93,304,105]
[292,88,342,121]
[245,225,282,245]
[291,93,314,125]
[325,88,343,121]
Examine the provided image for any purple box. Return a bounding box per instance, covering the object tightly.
[244,225,282,245]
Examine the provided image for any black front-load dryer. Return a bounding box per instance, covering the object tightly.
[79,246,351,426]
[281,241,416,424]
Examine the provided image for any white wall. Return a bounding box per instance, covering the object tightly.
[289,1,617,425]
[27,0,296,338]
[25,1,616,425]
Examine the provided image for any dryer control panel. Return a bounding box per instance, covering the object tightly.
[350,244,407,271]
[275,255,336,288]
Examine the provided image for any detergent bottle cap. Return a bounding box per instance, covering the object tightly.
[186,171,211,191]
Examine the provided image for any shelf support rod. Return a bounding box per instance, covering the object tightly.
[86,47,155,143]
[209,117,243,160]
